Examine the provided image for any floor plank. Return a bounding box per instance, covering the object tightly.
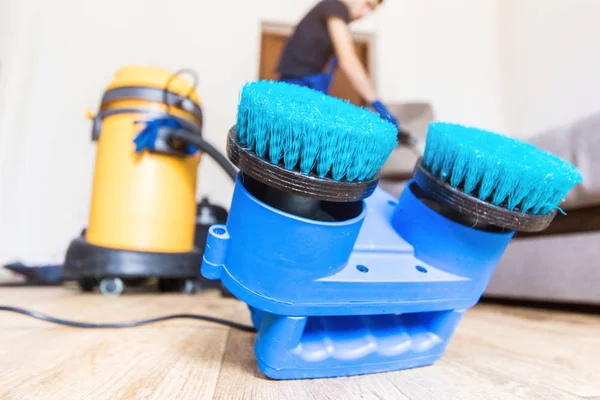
[0,327,229,400]
[0,287,598,399]
[455,305,600,397]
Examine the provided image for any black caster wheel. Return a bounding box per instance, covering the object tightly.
[78,278,96,292]
[99,277,125,296]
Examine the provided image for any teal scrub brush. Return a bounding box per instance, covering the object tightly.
[229,80,398,218]
[235,80,398,182]
[415,122,583,231]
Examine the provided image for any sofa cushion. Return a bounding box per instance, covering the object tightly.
[486,231,600,305]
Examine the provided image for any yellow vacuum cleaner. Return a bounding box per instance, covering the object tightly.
[63,65,236,295]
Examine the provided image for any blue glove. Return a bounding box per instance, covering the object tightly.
[371,100,399,129]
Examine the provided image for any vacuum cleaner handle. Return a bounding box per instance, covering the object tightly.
[397,128,415,146]
[397,128,425,158]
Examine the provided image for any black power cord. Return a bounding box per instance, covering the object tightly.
[0,282,49,287]
[170,129,238,181]
[0,306,256,332]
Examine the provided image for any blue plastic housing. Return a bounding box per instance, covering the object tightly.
[202,177,515,380]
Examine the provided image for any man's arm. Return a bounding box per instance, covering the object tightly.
[327,16,399,131]
[327,16,378,103]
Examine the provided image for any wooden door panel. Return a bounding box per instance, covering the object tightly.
[259,32,287,81]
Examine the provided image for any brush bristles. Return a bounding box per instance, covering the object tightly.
[236,81,398,182]
[422,122,583,215]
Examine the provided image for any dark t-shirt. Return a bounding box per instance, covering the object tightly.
[277,0,351,78]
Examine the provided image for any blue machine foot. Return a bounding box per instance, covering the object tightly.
[202,179,514,380]
[250,308,463,380]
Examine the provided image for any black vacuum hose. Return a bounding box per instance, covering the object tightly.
[170,129,238,181]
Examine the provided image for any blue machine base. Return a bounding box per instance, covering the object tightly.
[250,307,464,380]
[202,177,514,380]
[259,352,442,381]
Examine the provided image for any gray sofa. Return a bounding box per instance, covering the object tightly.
[486,112,600,305]
[380,105,599,306]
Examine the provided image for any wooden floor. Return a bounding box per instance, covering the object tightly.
[0,286,598,400]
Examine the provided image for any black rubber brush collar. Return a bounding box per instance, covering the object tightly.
[413,162,557,233]
[226,126,378,203]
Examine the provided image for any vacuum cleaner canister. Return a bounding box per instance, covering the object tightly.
[64,65,205,295]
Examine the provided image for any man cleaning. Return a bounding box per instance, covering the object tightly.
[277,0,401,133]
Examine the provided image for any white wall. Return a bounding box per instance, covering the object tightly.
[500,0,600,137]
[0,0,504,264]
[378,0,506,131]
[0,1,48,263]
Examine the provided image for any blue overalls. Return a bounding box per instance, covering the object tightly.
[280,58,338,94]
